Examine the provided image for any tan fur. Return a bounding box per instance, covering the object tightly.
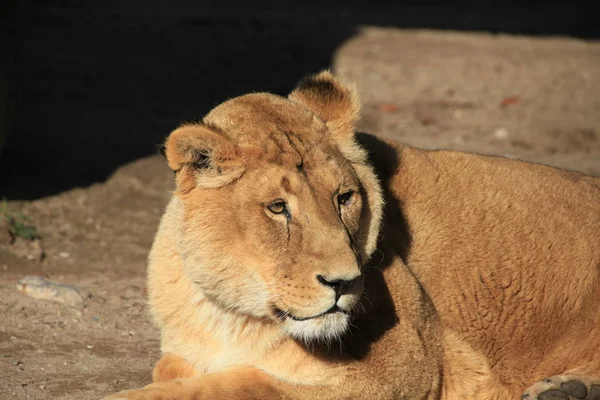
[105,71,600,400]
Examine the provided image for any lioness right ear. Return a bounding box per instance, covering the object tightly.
[288,70,360,145]
[164,124,244,192]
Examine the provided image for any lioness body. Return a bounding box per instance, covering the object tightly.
[107,72,600,400]
[376,141,600,397]
[390,143,600,391]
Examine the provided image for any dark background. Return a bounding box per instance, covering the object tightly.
[0,0,596,200]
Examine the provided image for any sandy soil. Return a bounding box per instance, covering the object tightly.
[1,11,599,400]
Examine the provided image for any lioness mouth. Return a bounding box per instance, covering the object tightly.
[275,305,345,322]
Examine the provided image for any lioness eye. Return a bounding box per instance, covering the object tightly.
[267,200,288,215]
[337,191,354,207]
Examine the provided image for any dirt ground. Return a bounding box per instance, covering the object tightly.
[1,14,599,400]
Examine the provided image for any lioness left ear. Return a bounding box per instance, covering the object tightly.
[288,70,360,145]
[164,124,244,193]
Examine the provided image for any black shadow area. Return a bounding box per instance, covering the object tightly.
[2,1,596,200]
[0,2,357,199]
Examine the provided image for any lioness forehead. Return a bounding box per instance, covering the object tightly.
[204,93,324,136]
[203,92,336,168]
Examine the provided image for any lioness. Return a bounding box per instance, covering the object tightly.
[106,72,600,400]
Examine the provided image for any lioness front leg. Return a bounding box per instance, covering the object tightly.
[105,360,436,400]
[104,366,281,400]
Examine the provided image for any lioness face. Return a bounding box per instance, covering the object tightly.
[164,72,383,342]
[239,145,366,342]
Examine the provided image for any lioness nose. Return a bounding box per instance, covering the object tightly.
[316,275,358,298]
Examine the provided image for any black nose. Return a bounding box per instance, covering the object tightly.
[316,275,358,298]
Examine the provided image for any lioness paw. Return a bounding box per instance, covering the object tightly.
[522,375,600,400]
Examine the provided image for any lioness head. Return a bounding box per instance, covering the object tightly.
[163,72,383,342]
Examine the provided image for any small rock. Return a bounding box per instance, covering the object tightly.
[120,285,143,300]
[7,238,44,261]
[86,345,93,349]
[16,276,89,306]
[39,384,45,390]
[58,252,70,259]
[492,128,510,140]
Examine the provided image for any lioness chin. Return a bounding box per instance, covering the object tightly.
[104,71,600,400]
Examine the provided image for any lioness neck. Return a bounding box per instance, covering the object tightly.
[147,198,281,368]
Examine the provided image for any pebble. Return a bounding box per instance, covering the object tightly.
[6,238,44,261]
[492,127,510,140]
[16,276,90,306]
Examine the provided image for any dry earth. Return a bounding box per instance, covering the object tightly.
[1,23,599,400]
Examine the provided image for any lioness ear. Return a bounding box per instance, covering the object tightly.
[288,70,360,144]
[164,124,244,192]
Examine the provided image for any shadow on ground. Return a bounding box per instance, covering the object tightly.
[1,0,597,199]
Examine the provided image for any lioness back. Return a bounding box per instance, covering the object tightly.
[361,134,600,395]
